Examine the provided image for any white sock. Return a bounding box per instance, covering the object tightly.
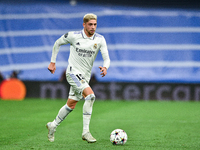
[83,94,95,135]
[52,104,73,127]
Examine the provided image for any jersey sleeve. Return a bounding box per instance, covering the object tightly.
[50,32,71,63]
[100,37,110,69]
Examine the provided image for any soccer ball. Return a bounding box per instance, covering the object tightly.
[110,129,128,145]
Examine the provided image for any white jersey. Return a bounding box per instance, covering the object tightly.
[51,30,110,81]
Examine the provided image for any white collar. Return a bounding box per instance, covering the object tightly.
[82,29,96,40]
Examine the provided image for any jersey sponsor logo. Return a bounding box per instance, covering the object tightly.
[76,47,95,57]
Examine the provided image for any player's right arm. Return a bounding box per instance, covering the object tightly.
[48,33,70,74]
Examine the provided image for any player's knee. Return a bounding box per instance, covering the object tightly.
[83,94,95,114]
[85,94,95,101]
[84,94,95,108]
[67,99,78,109]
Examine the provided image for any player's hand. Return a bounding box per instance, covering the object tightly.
[99,66,107,77]
[48,62,56,74]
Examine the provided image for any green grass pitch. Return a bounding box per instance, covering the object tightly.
[0,98,200,150]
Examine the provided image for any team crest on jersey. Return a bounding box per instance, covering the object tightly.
[93,43,97,49]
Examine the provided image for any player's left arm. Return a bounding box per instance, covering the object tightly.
[99,37,110,77]
[99,66,108,77]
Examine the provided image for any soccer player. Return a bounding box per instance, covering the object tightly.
[46,13,110,143]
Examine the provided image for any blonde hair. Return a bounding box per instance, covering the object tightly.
[83,13,97,23]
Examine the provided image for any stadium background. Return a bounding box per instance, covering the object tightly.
[0,0,200,100]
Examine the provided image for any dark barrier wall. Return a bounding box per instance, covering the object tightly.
[85,0,200,9]
[1,0,200,8]
[24,81,200,101]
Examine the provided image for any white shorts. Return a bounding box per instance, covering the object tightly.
[66,73,90,101]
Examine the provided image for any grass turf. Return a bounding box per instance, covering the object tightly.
[0,99,200,150]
